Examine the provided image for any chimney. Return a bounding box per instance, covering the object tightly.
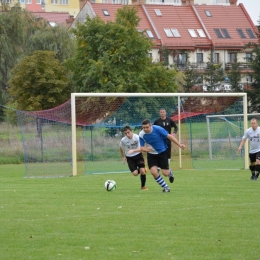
[181,0,194,5]
[229,0,237,6]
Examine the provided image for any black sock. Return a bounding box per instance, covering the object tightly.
[140,174,146,187]
[249,165,255,177]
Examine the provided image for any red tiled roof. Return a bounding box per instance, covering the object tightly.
[87,3,259,50]
[33,11,71,25]
[194,4,258,49]
[90,3,160,45]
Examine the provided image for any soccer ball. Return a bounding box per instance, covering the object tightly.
[104,180,116,191]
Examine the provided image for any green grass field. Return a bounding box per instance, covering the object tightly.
[0,164,259,260]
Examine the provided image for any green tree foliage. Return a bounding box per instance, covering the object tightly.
[227,58,242,92]
[8,51,70,111]
[204,50,225,92]
[25,23,75,63]
[68,6,178,93]
[182,65,202,92]
[0,5,75,114]
[246,42,260,113]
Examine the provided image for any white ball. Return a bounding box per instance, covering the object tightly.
[104,180,116,191]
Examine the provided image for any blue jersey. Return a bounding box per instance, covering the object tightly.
[139,125,169,154]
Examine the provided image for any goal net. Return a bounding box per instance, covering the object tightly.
[15,93,248,177]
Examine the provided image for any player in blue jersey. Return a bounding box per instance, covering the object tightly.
[238,118,260,180]
[128,119,185,192]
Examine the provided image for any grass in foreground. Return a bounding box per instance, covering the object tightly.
[0,164,259,260]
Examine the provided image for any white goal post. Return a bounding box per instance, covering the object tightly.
[71,93,248,176]
[206,113,260,160]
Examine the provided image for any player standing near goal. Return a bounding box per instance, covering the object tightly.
[238,118,260,180]
[154,108,178,166]
[129,119,185,193]
[119,125,148,190]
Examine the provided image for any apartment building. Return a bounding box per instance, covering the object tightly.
[71,0,258,87]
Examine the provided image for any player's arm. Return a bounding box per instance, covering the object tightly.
[238,139,246,153]
[119,147,127,163]
[171,120,178,135]
[167,134,185,149]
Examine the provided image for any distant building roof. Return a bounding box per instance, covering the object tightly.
[33,11,73,27]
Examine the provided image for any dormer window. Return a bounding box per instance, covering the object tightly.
[154,9,162,16]
[197,29,206,38]
[188,29,197,38]
[171,28,180,37]
[246,28,256,39]
[164,29,173,37]
[205,10,212,17]
[237,28,246,38]
[102,9,110,16]
[221,28,231,38]
[146,30,154,38]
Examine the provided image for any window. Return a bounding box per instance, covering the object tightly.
[221,28,231,38]
[237,29,246,38]
[205,10,212,17]
[121,0,128,4]
[188,29,197,38]
[36,0,41,4]
[164,29,173,37]
[26,0,31,3]
[147,53,152,59]
[171,29,180,37]
[102,9,110,16]
[197,53,203,63]
[197,29,206,38]
[246,75,252,83]
[154,9,162,16]
[178,53,187,64]
[245,53,251,63]
[20,0,24,3]
[51,0,58,3]
[60,0,68,4]
[146,30,154,38]
[214,53,219,63]
[214,28,224,38]
[227,53,236,63]
[246,29,256,39]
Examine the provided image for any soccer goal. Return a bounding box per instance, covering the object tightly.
[71,93,248,176]
[206,113,260,160]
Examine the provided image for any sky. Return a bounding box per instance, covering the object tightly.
[237,0,260,25]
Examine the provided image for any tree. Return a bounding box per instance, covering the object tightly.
[25,23,75,63]
[7,51,70,111]
[227,58,242,92]
[0,5,75,118]
[246,42,260,113]
[68,6,178,93]
[182,65,202,92]
[204,49,225,92]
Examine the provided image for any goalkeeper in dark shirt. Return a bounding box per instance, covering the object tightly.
[154,108,178,166]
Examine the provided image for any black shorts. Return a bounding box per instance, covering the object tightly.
[249,152,260,163]
[147,150,169,170]
[126,153,145,173]
[166,140,171,159]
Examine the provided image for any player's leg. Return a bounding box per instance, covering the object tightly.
[147,154,170,192]
[126,157,139,176]
[254,152,260,180]
[249,153,256,180]
[137,155,148,190]
[159,151,174,183]
[167,141,172,166]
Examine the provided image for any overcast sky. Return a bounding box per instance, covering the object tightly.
[237,0,260,25]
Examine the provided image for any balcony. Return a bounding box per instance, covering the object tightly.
[175,62,252,71]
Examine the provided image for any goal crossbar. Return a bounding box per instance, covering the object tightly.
[71,93,248,176]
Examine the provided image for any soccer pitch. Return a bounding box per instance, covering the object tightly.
[0,164,259,260]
